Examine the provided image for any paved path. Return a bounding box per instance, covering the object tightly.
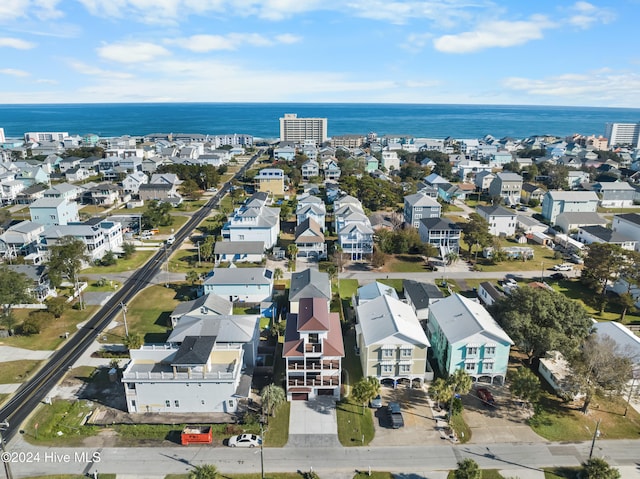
[0,345,52,362]
[287,397,341,448]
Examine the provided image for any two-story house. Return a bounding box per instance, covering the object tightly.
[29,197,79,226]
[520,183,546,205]
[402,280,444,321]
[541,190,599,225]
[122,171,149,195]
[221,193,280,249]
[283,297,344,400]
[592,181,638,208]
[427,294,513,385]
[355,294,430,387]
[488,172,523,205]
[418,218,462,255]
[255,168,285,195]
[296,195,326,231]
[612,213,640,252]
[575,225,637,251]
[403,193,442,229]
[202,267,273,304]
[476,205,517,237]
[301,160,320,180]
[294,218,326,259]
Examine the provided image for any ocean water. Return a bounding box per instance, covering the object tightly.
[0,102,639,140]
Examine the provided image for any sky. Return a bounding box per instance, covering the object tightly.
[1,0,639,106]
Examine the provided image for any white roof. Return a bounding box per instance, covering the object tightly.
[357,281,399,303]
[167,314,259,344]
[428,294,513,346]
[546,190,599,202]
[356,295,429,348]
[592,321,640,367]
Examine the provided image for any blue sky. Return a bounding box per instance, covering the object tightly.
[1,0,639,106]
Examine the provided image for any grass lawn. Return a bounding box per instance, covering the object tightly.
[447,471,507,479]
[168,247,213,275]
[157,213,189,236]
[167,474,307,479]
[378,278,404,293]
[3,305,99,350]
[82,249,155,274]
[544,467,581,479]
[100,284,182,344]
[0,360,42,383]
[385,254,431,273]
[264,401,290,447]
[353,472,394,479]
[597,206,640,214]
[335,279,359,299]
[529,391,640,442]
[336,398,375,446]
[450,412,471,444]
[25,399,100,446]
[84,280,122,292]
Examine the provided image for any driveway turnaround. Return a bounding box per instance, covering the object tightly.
[287,397,341,447]
[0,345,52,362]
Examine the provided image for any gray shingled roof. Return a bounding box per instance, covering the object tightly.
[289,268,331,301]
[171,336,216,365]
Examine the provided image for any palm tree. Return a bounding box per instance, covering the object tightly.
[351,376,380,415]
[287,243,298,260]
[186,270,200,285]
[445,251,459,265]
[273,267,283,281]
[188,464,219,479]
[447,369,473,417]
[454,459,480,479]
[123,332,142,350]
[429,377,452,410]
[261,383,286,418]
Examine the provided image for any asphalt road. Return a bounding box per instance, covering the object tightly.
[4,436,640,478]
[0,149,263,445]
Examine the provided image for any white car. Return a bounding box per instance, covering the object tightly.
[228,434,262,448]
[553,263,573,271]
[166,235,175,245]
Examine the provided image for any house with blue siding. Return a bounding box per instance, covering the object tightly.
[426,294,513,384]
[203,267,273,304]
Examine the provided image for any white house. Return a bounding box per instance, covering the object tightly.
[29,197,79,226]
[381,150,400,170]
[202,267,273,304]
[575,225,637,251]
[476,205,517,237]
[221,193,280,249]
[612,213,640,252]
[122,171,149,194]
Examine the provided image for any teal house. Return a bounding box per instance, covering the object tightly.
[426,294,513,385]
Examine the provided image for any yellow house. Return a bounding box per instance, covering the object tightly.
[256,168,285,195]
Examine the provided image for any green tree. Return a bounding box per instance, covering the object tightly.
[273,267,283,281]
[462,213,492,255]
[351,376,381,414]
[124,333,142,350]
[490,286,592,363]
[569,333,633,413]
[287,243,298,260]
[0,266,33,320]
[47,236,91,311]
[101,250,116,266]
[454,458,481,479]
[582,458,621,479]
[447,369,473,406]
[582,243,627,297]
[19,315,42,335]
[46,296,67,319]
[121,242,136,259]
[180,178,201,200]
[186,270,200,285]
[260,383,286,418]
[199,236,215,263]
[371,247,386,268]
[142,200,174,229]
[509,366,541,406]
[188,464,219,479]
[429,377,452,409]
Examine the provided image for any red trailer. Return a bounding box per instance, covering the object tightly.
[181,426,213,445]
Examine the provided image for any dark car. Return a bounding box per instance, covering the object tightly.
[386,401,405,428]
[550,272,568,280]
[476,387,495,406]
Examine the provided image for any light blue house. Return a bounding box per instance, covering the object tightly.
[541,190,599,225]
[365,156,379,173]
[426,294,513,385]
[273,146,296,162]
[203,267,273,304]
[29,197,79,226]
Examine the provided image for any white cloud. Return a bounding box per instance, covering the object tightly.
[0,37,36,49]
[402,32,433,51]
[567,1,615,29]
[0,68,30,77]
[433,15,554,53]
[69,60,135,79]
[168,32,301,52]
[97,41,171,63]
[0,0,63,21]
[503,70,640,105]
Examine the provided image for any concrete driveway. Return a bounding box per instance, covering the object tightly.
[287,397,341,448]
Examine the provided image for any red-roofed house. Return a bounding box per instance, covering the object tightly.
[283,297,345,400]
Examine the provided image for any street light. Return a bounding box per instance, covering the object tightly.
[588,418,601,460]
[196,241,201,267]
[259,416,265,479]
[120,302,129,337]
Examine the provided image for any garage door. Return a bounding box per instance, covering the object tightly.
[317,389,334,396]
[292,393,308,401]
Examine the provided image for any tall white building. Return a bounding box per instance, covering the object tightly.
[605,122,640,147]
[24,132,69,142]
[279,113,328,145]
[0,128,5,143]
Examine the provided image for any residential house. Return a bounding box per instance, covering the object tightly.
[16,166,49,188]
[365,156,379,173]
[283,297,344,400]
[476,205,517,237]
[0,180,25,204]
[301,160,319,180]
[612,213,640,251]
[488,172,523,205]
[592,181,638,208]
[6,264,52,302]
[568,170,591,190]
[520,183,546,205]
[427,294,513,384]
[541,190,599,225]
[288,268,331,314]
[402,280,444,321]
[323,160,341,181]
[517,215,549,236]
[575,225,636,251]
[58,157,82,173]
[555,212,607,234]
[538,351,580,399]
[83,183,120,206]
[221,193,280,249]
[29,197,79,226]
[214,241,265,264]
[355,294,431,387]
[457,160,492,182]
[202,267,273,304]
[150,173,183,189]
[169,293,233,328]
[592,321,640,381]
[381,150,400,170]
[0,221,45,258]
[437,182,466,203]
[15,184,47,205]
[477,282,505,307]
[356,281,399,305]
[273,146,296,162]
[333,195,374,260]
[41,219,123,262]
[294,218,326,259]
[122,315,260,413]
[489,151,514,168]
[138,183,180,203]
[64,167,91,183]
[418,218,462,255]
[296,196,326,232]
[122,171,149,195]
[43,183,82,202]
[474,171,495,193]
[255,168,285,195]
[403,193,441,229]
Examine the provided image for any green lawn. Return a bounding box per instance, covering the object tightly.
[168,246,213,275]
[167,474,306,479]
[157,213,189,236]
[447,471,507,479]
[24,399,100,446]
[82,249,155,274]
[386,254,431,273]
[264,401,290,447]
[0,359,41,383]
[353,473,394,479]
[335,279,359,299]
[544,467,581,479]
[336,398,375,446]
[378,278,404,293]
[450,412,471,444]
[84,280,122,292]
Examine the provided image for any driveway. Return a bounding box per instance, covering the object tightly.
[287,397,340,448]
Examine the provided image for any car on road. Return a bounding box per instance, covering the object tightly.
[476,387,495,406]
[550,272,568,280]
[228,434,262,447]
[386,402,404,428]
[553,263,573,271]
[370,394,382,408]
[166,235,175,245]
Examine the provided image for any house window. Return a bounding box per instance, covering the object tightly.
[401,348,412,358]
[381,364,393,374]
[399,364,411,373]
[174,400,180,407]
[483,362,494,371]
[165,400,171,407]
[382,347,394,358]
[484,346,496,356]
[465,362,476,371]
[467,347,478,356]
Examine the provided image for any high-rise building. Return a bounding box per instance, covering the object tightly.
[0,128,5,143]
[279,113,327,145]
[604,122,640,147]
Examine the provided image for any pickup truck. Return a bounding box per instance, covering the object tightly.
[386,402,405,428]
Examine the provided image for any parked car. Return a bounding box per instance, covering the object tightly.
[476,387,495,406]
[553,263,573,271]
[386,402,404,428]
[228,434,262,448]
[569,254,584,264]
[370,394,382,409]
[550,272,568,280]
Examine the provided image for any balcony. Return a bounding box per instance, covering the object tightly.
[287,359,340,371]
[305,343,322,354]
[287,377,340,387]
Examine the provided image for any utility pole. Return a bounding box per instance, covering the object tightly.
[259,417,265,479]
[197,241,201,267]
[588,418,601,460]
[0,421,13,479]
[120,302,129,337]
